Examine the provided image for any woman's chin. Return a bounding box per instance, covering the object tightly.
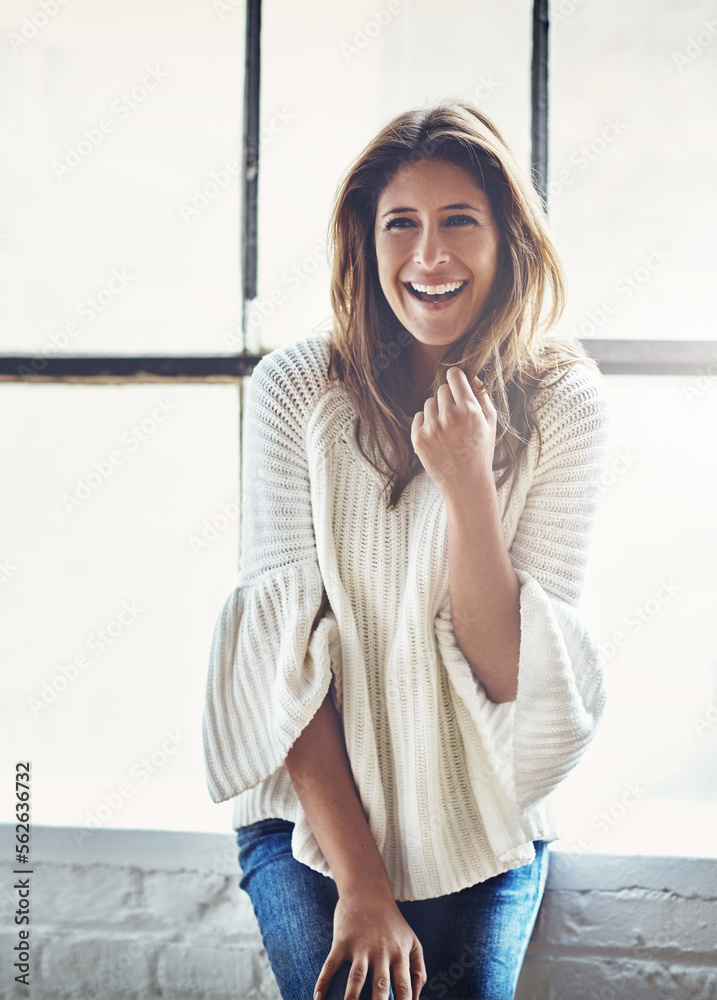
[403,324,470,350]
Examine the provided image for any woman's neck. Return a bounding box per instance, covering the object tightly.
[395,339,444,416]
[406,339,445,397]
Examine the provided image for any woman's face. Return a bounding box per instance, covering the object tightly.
[373,158,501,355]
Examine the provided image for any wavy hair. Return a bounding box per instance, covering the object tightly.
[321,99,598,509]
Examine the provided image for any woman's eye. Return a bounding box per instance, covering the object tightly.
[384,217,415,230]
[446,214,478,227]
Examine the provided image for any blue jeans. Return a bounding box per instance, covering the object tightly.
[236,818,549,1000]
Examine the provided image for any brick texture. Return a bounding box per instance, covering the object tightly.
[1,825,715,1000]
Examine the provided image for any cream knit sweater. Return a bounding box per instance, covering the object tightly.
[202,333,609,901]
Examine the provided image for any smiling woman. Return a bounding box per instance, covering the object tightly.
[325,102,593,511]
[202,100,610,1000]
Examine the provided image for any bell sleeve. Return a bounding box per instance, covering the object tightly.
[434,362,610,824]
[201,350,341,804]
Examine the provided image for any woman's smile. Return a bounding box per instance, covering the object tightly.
[404,278,470,307]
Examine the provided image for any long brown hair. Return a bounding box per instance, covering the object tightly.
[321,100,598,509]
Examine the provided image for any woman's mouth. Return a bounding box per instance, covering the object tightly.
[405,280,468,305]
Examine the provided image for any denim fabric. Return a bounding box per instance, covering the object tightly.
[236,818,549,1000]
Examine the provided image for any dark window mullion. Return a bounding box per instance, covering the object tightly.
[0,355,262,382]
[531,0,549,211]
[241,0,262,349]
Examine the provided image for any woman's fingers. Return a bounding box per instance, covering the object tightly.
[409,939,428,1000]
[315,893,426,1000]
[423,394,439,420]
[433,370,494,421]
[446,365,477,405]
[473,378,497,436]
[473,375,495,408]
[390,953,423,1000]
[344,957,370,1000]
[314,949,423,1000]
[313,947,346,1000]
[435,381,454,413]
[369,964,394,999]
[417,371,493,418]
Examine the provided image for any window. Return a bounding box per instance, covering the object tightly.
[547,0,717,858]
[2,0,715,853]
[1,0,248,835]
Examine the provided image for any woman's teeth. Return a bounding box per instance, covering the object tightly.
[408,280,467,303]
[410,281,466,295]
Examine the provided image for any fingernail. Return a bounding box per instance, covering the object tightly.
[314,992,322,1000]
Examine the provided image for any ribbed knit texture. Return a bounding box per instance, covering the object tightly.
[202,333,610,901]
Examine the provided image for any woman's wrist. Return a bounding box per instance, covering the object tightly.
[441,469,497,514]
[336,867,395,901]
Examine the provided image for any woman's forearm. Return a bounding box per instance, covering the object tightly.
[444,479,521,704]
[285,688,393,899]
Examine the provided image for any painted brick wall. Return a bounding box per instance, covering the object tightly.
[1,825,715,999]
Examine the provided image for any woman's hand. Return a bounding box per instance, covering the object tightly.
[314,887,427,1000]
[411,366,497,500]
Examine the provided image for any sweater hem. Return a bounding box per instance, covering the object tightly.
[231,780,562,902]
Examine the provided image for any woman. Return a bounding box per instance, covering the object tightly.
[202,101,609,1000]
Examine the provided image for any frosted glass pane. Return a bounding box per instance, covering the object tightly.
[0,0,244,354]
[551,375,717,858]
[0,383,241,835]
[550,0,717,340]
[254,0,533,351]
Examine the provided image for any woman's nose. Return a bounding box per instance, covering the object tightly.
[413,226,449,269]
